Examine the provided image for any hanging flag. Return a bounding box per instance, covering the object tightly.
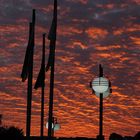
[21,9,35,82]
[48,0,57,41]
[21,23,33,82]
[46,40,55,72]
[46,0,57,72]
[34,34,46,89]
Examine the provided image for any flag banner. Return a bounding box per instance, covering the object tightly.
[48,0,57,41]
[21,23,34,82]
[21,9,35,82]
[46,0,57,71]
[34,34,46,89]
[45,40,55,72]
[34,67,45,89]
[48,18,57,41]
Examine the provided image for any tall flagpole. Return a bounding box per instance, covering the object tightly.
[41,34,46,137]
[34,33,46,138]
[47,0,57,139]
[26,9,36,138]
[48,41,55,140]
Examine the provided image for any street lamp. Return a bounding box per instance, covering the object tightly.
[92,77,109,94]
[91,64,112,140]
[46,117,60,136]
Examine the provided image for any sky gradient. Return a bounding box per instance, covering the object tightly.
[0,0,140,139]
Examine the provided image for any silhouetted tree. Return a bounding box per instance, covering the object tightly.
[134,131,140,140]
[0,126,6,137]
[124,136,134,140]
[109,133,123,140]
[0,126,24,140]
[0,114,2,126]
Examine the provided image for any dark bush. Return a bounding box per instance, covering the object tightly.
[109,133,123,140]
[0,126,24,140]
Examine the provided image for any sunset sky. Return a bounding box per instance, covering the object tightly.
[0,0,140,139]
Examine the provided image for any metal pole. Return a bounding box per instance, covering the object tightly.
[48,43,55,140]
[52,117,54,137]
[26,23,33,138]
[47,1,57,139]
[99,93,103,140]
[41,81,45,137]
[40,34,45,138]
[26,9,35,138]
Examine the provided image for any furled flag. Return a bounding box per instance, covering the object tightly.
[21,10,35,82]
[34,34,46,89]
[21,23,33,82]
[46,0,57,72]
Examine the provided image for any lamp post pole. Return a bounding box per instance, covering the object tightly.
[91,64,112,140]
[46,117,60,138]
[99,64,103,140]
[99,93,103,140]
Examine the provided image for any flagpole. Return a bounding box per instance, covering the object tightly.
[48,41,57,139]
[40,34,46,138]
[48,44,55,140]
[41,85,45,137]
[26,9,36,138]
[47,1,57,139]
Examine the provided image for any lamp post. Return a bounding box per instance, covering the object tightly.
[91,64,112,140]
[46,117,60,137]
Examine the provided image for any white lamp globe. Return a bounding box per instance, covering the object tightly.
[94,88,111,98]
[46,122,60,131]
[92,77,109,93]
[46,122,54,129]
[54,123,60,131]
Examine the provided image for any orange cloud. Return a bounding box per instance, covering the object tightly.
[58,26,83,36]
[85,27,108,39]
[73,42,87,49]
[130,37,140,45]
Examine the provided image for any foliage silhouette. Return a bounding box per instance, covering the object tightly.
[0,126,24,140]
[109,133,123,140]
[134,131,140,140]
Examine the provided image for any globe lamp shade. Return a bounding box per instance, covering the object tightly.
[54,123,60,131]
[94,88,111,98]
[92,77,109,93]
[46,122,60,131]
